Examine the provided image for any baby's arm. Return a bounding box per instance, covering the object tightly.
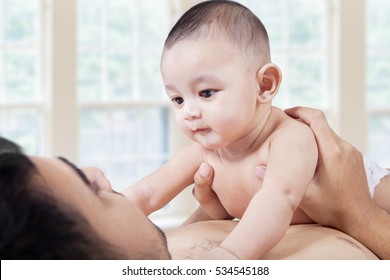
[217,123,317,259]
[122,143,204,215]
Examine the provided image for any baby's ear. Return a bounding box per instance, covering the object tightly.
[256,63,282,104]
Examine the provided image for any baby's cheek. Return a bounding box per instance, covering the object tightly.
[175,117,187,131]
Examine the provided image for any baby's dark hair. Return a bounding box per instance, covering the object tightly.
[164,0,270,61]
[0,137,123,259]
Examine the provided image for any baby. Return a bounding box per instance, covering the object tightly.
[125,0,318,259]
[125,0,390,259]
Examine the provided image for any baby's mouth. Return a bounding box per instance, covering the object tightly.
[190,125,207,132]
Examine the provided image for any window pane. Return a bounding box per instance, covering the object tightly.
[367,0,390,48]
[79,109,111,161]
[106,160,167,191]
[139,51,164,100]
[77,0,168,102]
[112,109,142,158]
[243,0,326,48]
[1,0,40,103]
[368,116,390,167]
[244,0,284,47]
[77,51,103,101]
[143,107,169,156]
[107,52,133,100]
[79,107,169,161]
[0,109,43,155]
[366,0,390,165]
[77,0,103,45]
[0,0,43,155]
[138,0,167,46]
[107,0,133,46]
[289,0,325,47]
[4,0,38,44]
[4,50,38,103]
[366,0,390,108]
[109,162,139,190]
[79,107,170,190]
[241,0,328,110]
[366,54,390,108]
[289,54,324,107]
[77,0,170,188]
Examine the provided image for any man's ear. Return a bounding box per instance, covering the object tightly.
[256,63,282,104]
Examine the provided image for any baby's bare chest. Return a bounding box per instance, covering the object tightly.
[208,155,267,218]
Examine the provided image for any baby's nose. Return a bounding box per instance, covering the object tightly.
[183,104,201,120]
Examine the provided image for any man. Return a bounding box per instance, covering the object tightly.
[1,108,388,259]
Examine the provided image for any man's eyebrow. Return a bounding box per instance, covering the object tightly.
[57,156,93,188]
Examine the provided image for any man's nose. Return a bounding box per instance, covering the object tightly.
[183,103,201,120]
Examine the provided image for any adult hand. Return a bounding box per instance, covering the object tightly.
[284,107,371,229]
[284,106,390,259]
[183,163,231,225]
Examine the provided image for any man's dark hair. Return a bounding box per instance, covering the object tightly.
[164,0,270,61]
[0,137,123,259]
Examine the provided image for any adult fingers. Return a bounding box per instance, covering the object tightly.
[284,106,341,154]
[193,163,215,203]
[193,163,232,220]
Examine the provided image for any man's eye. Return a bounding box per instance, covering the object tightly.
[199,89,217,98]
[172,97,184,106]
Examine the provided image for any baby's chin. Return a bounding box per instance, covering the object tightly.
[184,130,225,150]
[193,137,224,150]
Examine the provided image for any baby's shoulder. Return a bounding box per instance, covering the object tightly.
[271,107,314,140]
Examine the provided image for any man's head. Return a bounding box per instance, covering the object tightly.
[0,137,170,259]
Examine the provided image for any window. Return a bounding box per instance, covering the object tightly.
[0,0,44,155]
[77,0,171,189]
[366,0,390,167]
[240,0,329,111]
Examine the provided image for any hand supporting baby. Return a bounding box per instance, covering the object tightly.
[183,163,233,225]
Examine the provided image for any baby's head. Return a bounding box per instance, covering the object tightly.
[164,0,271,65]
[161,1,281,150]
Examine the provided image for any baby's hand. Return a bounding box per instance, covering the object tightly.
[81,167,113,192]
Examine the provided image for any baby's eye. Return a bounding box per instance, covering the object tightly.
[199,89,217,98]
[171,97,184,106]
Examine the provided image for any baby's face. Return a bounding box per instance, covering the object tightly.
[161,32,262,150]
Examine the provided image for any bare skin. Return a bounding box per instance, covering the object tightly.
[75,106,390,260]
[188,107,390,259]
[167,221,378,260]
[126,29,317,260]
[80,157,378,260]
[284,107,390,260]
